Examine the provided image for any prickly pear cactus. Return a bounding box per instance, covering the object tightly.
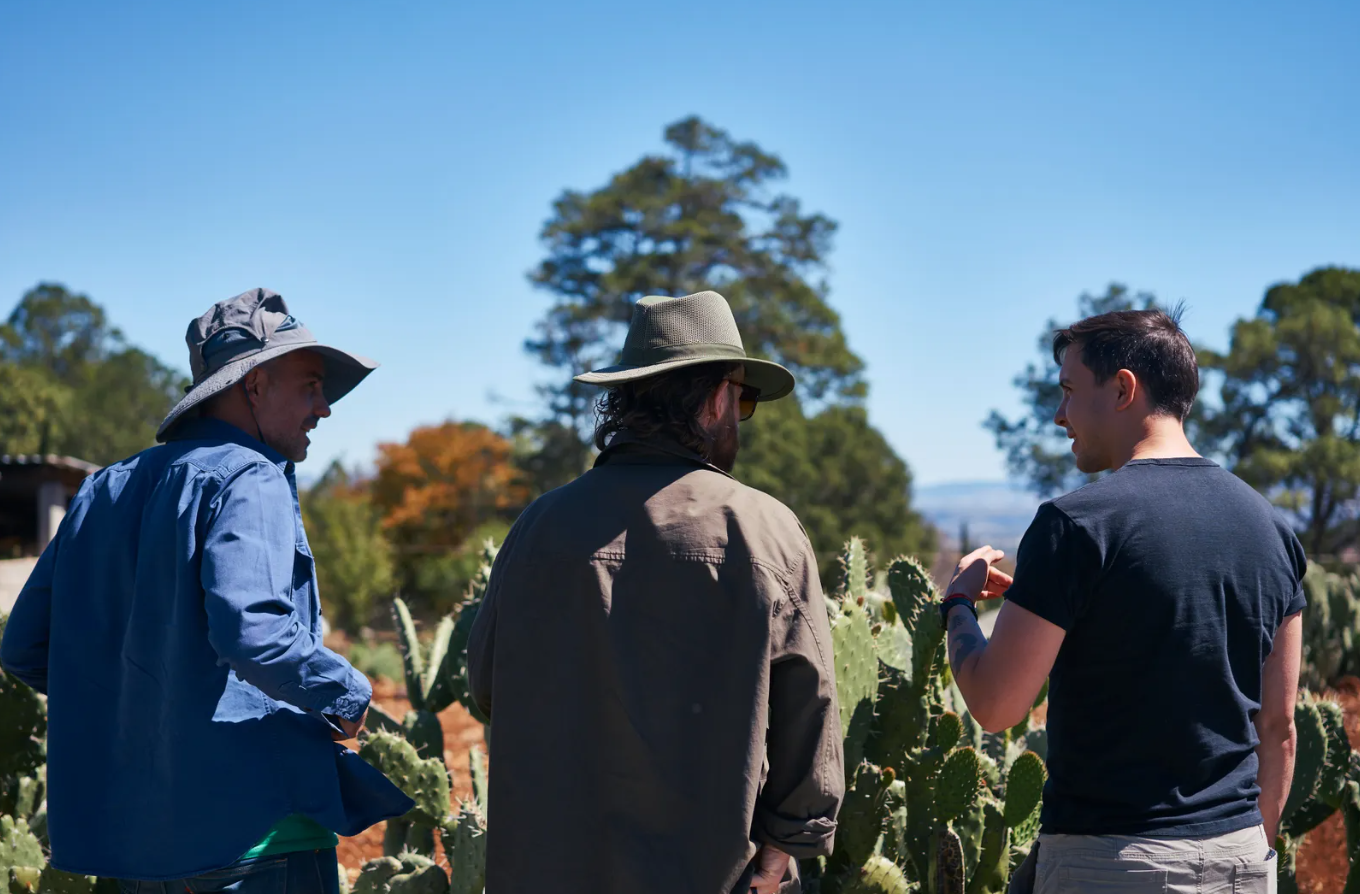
[1,816,44,892]
[1274,692,1360,893]
[810,543,1051,894]
[841,856,909,894]
[358,730,452,858]
[0,615,46,787]
[443,542,498,725]
[441,802,487,894]
[353,853,448,894]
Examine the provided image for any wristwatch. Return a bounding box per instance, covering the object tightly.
[939,593,978,625]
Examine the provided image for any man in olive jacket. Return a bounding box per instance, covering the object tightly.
[468,291,844,894]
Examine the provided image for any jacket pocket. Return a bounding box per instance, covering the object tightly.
[1058,866,1168,892]
[1233,855,1277,894]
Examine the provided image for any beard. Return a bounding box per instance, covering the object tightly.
[705,416,741,472]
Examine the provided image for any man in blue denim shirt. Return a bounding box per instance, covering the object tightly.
[0,289,413,892]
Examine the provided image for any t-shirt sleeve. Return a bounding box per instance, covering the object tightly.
[1283,526,1308,618]
[1001,502,1095,632]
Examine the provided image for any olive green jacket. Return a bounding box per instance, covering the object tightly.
[468,432,844,893]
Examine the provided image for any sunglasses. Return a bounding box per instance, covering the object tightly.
[729,380,761,421]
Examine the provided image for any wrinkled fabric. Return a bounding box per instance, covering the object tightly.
[0,418,412,881]
[468,432,844,894]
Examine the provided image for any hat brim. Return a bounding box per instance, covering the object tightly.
[156,342,378,442]
[574,356,795,401]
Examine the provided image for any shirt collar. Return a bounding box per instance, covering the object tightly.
[594,430,735,480]
[167,417,293,472]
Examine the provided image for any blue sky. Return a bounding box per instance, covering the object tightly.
[2,1,1357,486]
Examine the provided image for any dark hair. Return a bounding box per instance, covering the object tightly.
[593,362,739,455]
[1052,306,1198,420]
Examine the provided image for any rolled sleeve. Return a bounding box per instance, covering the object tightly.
[201,461,370,722]
[756,543,845,858]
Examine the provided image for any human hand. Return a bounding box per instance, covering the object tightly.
[331,707,367,741]
[750,844,790,894]
[947,546,1013,603]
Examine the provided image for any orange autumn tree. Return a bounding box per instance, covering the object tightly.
[372,421,528,610]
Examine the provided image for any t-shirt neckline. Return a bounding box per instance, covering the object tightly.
[1122,456,1217,468]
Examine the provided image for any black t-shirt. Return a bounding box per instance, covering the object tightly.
[1004,457,1307,838]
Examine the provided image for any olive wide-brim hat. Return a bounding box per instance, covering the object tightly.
[573,291,796,401]
[156,288,378,442]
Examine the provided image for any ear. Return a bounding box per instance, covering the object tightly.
[702,380,727,425]
[1113,369,1138,411]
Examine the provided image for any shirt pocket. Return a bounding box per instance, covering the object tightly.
[291,543,322,633]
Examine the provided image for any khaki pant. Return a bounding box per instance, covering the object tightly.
[1034,825,1276,894]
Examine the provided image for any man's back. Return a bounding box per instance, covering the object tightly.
[0,421,408,879]
[468,440,843,894]
[1004,457,1307,836]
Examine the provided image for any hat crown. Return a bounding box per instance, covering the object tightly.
[186,288,314,384]
[621,291,746,365]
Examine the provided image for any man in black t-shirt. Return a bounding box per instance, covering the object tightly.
[942,308,1304,893]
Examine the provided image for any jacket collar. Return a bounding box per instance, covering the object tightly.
[166,417,292,471]
[594,430,736,481]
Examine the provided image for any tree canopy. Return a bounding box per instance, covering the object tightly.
[0,283,186,464]
[1199,267,1360,556]
[522,117,934,576]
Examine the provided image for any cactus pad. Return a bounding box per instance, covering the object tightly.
[937,747,985,823]
[442,801,488,894]
[36,868,96,894]
[1282,698,1328,827]
[832,597,879,772]
[0,650,46,782]
[359,730,451,825]
[934,712,963,753]
[1003,751,1046,829]
[841,538,870,604]
[843,856,910,894]
[468,745,489,817]
[937,828,966,894]
[838,762,891,868]
[0,816,43,872]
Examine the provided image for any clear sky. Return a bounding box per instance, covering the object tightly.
[2,1,1357,486]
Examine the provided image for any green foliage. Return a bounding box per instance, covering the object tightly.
[737,398,936,590]
[0,284,187,465]
[1299,565,1360,689]
[1198,267,1360,555]
[0,366,70,457]
[518,118,935,570]
[301,462,395,634]
[347,640,405,685]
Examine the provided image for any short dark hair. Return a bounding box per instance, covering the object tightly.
[1052,307,1199,420]
[593,362,739,455]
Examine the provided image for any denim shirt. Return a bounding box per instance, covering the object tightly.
[0,419,413,880]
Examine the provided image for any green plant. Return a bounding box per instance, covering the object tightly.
[1275,692,1360,894]
[1300,566,1360,690]
[348,640,405,685]
[809,541,1049,894]
[353,536,497,865]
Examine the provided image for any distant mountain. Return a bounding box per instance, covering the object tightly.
[913,480,1043,554]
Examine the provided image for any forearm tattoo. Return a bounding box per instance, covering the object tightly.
[947,606,986,678]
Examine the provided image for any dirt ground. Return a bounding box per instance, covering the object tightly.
[333,675,1359,890]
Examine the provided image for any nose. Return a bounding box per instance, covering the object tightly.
[1053,396,1067,429]
[315,391,332,419]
